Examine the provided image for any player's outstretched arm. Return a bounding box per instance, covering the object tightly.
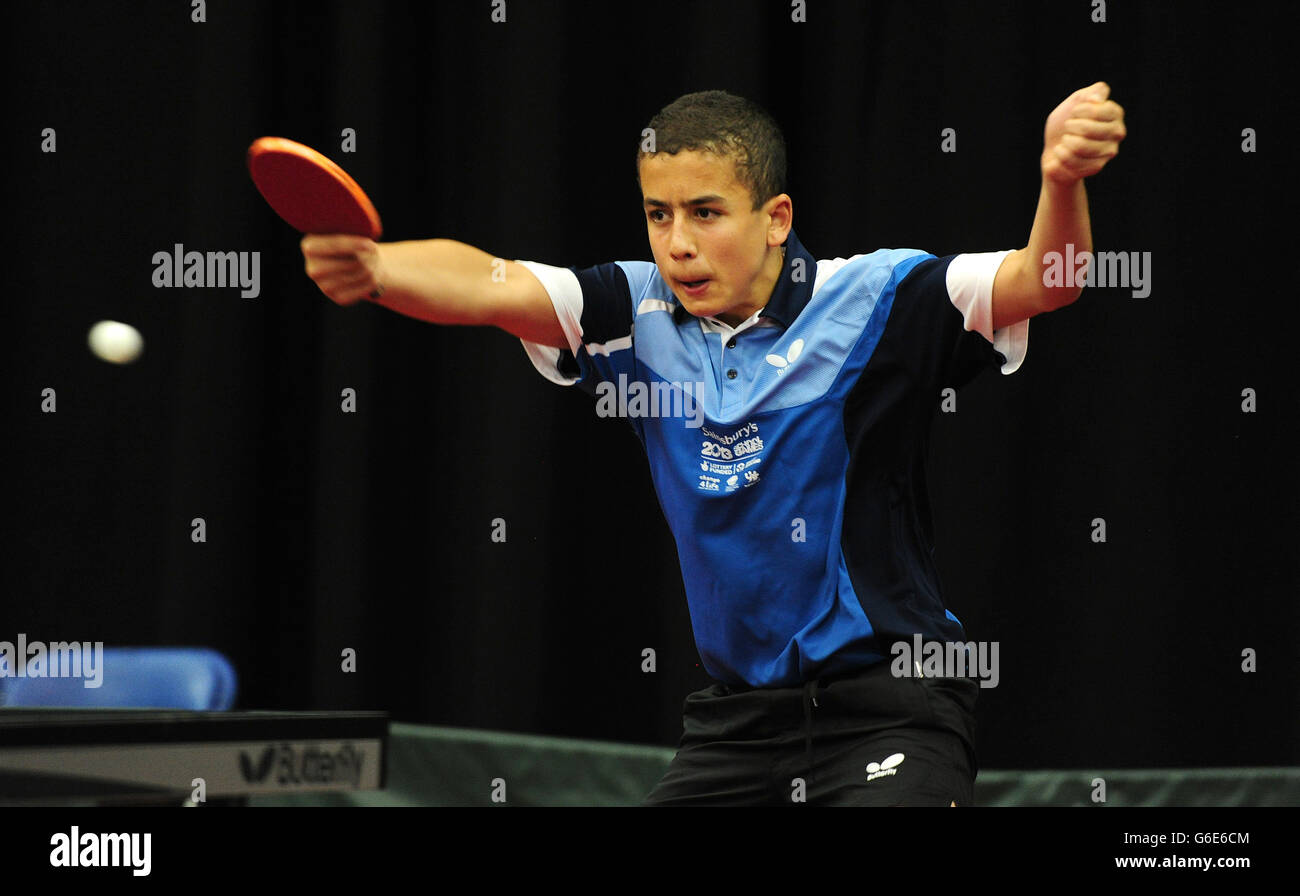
[300,235,568,349]
[991,81,1127,330]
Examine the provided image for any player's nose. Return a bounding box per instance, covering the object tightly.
[668,219,696,259]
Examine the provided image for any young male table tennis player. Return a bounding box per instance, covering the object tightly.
[301,84,1125,805]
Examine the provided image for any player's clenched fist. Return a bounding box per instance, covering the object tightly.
[300,234,385,306]
[1041,81,1127,184]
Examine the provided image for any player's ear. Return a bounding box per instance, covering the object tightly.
[764,193,792,246]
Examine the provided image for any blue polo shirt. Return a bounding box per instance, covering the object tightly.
[518,230,1029,688]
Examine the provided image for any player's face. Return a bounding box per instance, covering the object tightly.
[639,150,790,326]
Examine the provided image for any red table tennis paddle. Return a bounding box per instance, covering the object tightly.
[247,137,382,239]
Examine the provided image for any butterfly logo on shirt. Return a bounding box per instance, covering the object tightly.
[765,338,805,373]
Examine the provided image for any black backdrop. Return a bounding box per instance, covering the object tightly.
[4,0,1297,770]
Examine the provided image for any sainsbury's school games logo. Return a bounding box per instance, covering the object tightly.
[697,422,764,493]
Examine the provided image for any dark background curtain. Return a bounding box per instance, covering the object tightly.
[5,0,1297,769]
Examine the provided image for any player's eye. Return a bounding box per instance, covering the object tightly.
[695,208,719,220]
[647,209,667,223]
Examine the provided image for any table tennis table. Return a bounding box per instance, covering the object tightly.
[0,708,388,806]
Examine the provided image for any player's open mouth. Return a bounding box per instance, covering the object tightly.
[678,278,711,296]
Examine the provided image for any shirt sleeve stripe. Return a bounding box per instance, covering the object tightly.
[946,250,1029,375]
[515,260,584,385]
[517,260,584,355]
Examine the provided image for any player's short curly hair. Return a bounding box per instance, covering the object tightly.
[636,90,787,211]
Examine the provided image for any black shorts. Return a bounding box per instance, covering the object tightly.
[643,662,979,806]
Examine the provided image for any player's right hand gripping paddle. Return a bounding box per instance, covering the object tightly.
[246,137,382,238]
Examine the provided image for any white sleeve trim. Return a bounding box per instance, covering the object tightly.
[946,250,1029,375]
[516,260,585,386]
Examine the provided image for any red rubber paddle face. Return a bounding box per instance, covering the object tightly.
[247,137,382,238]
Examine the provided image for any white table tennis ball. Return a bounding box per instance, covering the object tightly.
[88,320,144,364]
